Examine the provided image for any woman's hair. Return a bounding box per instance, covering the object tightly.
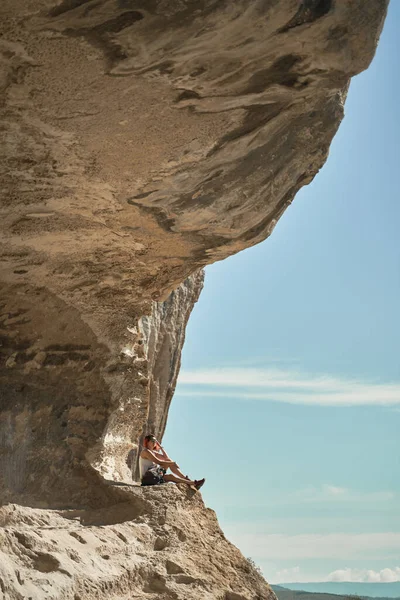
[143,434,156,448]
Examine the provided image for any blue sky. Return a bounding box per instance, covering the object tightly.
[164,3,400,585]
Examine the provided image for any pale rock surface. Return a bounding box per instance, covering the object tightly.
[0,0,389,598]
[93,271,204,484]
[0,484,273,600]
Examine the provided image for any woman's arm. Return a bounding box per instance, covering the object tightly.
[157,443,171,461]
[142,448,176,469]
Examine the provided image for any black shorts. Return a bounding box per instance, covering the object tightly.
[141,466,166,486]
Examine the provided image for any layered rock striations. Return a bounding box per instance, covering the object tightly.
[0,0,389,598]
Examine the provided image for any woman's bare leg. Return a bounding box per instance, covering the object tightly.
[169,464,189,480]
[164,473,195,486]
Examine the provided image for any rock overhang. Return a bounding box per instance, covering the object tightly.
[0,0,389,503]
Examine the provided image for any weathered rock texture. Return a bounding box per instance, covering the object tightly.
[0,484,273,600]
[0,0,389,597]
[92,270,204,485]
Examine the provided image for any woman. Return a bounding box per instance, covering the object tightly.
[139,434,205,490]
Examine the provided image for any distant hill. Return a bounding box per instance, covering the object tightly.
[273,582,400,599]
[272,586,343,600]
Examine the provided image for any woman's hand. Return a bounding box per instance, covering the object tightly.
[155,441,172,461]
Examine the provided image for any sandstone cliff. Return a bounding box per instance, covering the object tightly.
[0,0,388,598]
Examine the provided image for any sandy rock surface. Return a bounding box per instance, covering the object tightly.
[0,483,273,600]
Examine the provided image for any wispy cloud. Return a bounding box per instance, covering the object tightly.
[178,367,400,407]
[294,485,395,504]
[269,565,400,584]
[275,566,301,582]
[324,485,347,496]
[227,531,400,561]
[327,566,400,582]
[213,485,396,511]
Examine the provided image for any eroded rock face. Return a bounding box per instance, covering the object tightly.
[92,271,204,484]
[0,270,203,506]
[0,484,274,600]
[0,0,389,597]
[139,270,204,438]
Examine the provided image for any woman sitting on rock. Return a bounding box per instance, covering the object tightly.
[139,434,205,490]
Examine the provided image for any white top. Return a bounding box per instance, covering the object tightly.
[139,450,162,480]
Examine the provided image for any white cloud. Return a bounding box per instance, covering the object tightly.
[227,531,400,561]
[213,485,396,511]
[294,485,395,504]
[178,367,400,407]
[268,566,400,584]
[324,485,347,496]
[275,566,301,581]
[327,566,400,582]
